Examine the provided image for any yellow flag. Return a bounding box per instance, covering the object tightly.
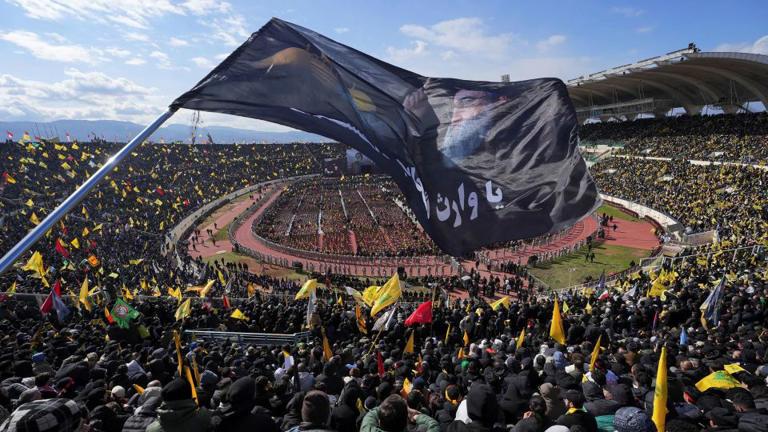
[402,377,412,395]
[457,347,464,360]
[355,305,367,334]
[404,332,415,354]
[82,227,90,237]
[549,298,566,345]
[247,282,256,298]
[22,251,48,287]
[61,161,71,170]
[30,212,40,225]
[25,199,33,208]
[79,278,92,312]
[589,335,602,372]
[6,281,16,297]
[585,301,593,315]
[168,287,182,303]
[652,347,668,432]
[133,384,145,395]
[4,173,16,184]
[362,285,380,306]
[724,363,747,375]
[562,302,570,314]
[370,273,400,316]
[695,370,742,392]
[463,330,469,346]
[70,238,80,249]
[295,279,317,300]
[445,324,451,344]
[516,328,525,349]
[183,366,198,405]
[122,285,134,301]
[217,269,226,285]
[199,279,215,298]
[322,329,333,361]
[175,298,192,321]
[129,259,144,265]
[490,296,511,311]
[336,295,344,306]
[230,308,247,320]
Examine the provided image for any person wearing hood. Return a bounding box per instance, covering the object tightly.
[331,381,361,432]
[362,394,439,432]
[211,376,279,432]
[538,383,566,421]
[146,378,211,432]
[447,383,503,432]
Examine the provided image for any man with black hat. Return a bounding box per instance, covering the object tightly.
[211,376,279,432]
[146,378,211,432]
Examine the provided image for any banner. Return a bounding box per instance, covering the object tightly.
[172,18,600,256]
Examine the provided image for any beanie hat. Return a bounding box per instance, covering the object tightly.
[614,406,653,432]
[161,378,192,402]
[301,390,330,426]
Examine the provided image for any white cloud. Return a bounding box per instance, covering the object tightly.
[398,18,518,59]
[536,34,566,52]
[168,37,189,47]
[105,47,131,58]
[386,40,428,62]
[334,27,350,34]
[149,50,172,68]
[611,6,645,17]
[0,30,101,64]
[7,0,185,29]
[200,13,250,46]
[124,32,150,42]
[635,26,653,34]
[715,35,768,55]
[191,56,214,68]
[180,0,231,15]
[214,52,229,60]
[125,57,146,65]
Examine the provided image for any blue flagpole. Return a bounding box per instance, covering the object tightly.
[0,109,176,275]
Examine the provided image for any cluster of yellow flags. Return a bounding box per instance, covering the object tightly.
[370,273,401,317]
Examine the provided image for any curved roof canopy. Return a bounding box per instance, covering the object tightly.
[566,47,768,121]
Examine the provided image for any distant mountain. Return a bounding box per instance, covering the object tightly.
[0,119,332,143]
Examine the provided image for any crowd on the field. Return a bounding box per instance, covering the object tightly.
[580,112,768,163]
[256,177,438,257]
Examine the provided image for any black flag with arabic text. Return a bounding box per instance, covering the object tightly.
[171,18,601,256]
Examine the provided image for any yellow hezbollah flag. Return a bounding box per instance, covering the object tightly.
[589,335,601,372]
[652,347,668,432]
[322,329,333,362]
[463,330,469,346]
[175,298,192,321]
[516,328,525,349]
[490,296,511,311]
[370,273,400,316]
[79,278,92,312]
[362,285,380,306]
[70,238,80,249]
[404,332,415,354]
[549,298,566,345]
[30,212,40,225]
[695,371,741,392]
[724,363,747,375]
[562,302,570,314]
[295,279,317,300]
[199,279,215,298]
[168,287,182,303]
[22,251,48,287]
[230,308,247,320]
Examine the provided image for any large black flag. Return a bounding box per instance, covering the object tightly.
[172,18,601,256]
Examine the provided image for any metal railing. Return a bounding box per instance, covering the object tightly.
[184,329,312,346]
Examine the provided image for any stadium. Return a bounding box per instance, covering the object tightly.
[0,7,767,432]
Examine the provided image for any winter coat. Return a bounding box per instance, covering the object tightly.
[145,399,212,432]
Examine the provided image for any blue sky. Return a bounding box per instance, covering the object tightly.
[1,0,766,131]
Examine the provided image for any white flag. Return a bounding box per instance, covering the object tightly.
[306,288,316,327]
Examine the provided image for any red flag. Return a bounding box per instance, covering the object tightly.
[55,238,70,258]
[416,354,423,374]
[104,307,115,324]
[377,351,385,377]
[222,295,231,310]
[52,279,62,296]
[156,186,165,196]
[404,301,433,326]
[40,292,54,315]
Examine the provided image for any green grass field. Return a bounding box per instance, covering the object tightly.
[596,204,639,222]
[529,242,649,288]
[213,222,231,241]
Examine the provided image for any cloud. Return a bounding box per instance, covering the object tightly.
[6,0,185,29]
[334,27,350,34]
[125,57,146,65]
[386,40,428,62]
[635,26,653,34]
[168,37,189,47]
[0,30,101,64]
[715,35,768,55]
[191,56,214,68]
[398,17,518,59]
[199,13,250,46]
[124,32,150,42]
[180,0,231,15]
[611,6,645,17]
[0,69,166,123]
[105,47,131,58]
[149,50,172,68]
[536,34,566,52]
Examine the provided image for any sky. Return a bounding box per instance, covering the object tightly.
[1,0,767,131]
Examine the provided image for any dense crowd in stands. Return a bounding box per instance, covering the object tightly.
[256,177,438,257]
[592,158,768,246]
[580,112,768,162]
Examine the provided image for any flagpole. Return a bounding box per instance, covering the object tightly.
[0,109,177,275]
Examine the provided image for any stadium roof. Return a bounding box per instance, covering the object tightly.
[566,45,768,122]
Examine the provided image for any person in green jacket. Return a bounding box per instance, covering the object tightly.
[361,394,440,432]
[146,378,211,432]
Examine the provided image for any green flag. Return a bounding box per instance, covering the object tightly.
[110,298,140,329]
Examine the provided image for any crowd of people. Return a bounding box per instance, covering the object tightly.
[1,110,768,432]
[256,177,438,257]
[580,112,768,163]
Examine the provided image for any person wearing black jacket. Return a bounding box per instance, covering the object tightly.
[121,396,162,432]
[556,390,598,432]
[211,377,279,432]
